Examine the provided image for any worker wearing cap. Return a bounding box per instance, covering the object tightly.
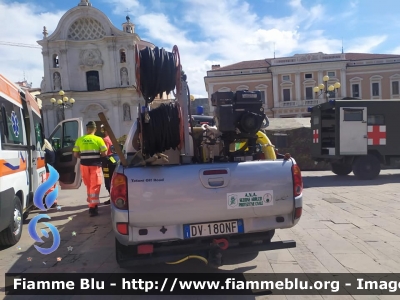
[73,121,107,217]
[100,124,117,205]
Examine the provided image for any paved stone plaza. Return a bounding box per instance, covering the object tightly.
[1,169,400,300]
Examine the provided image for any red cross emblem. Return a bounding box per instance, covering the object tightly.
[313,129,319,143]
[368,125,386,145]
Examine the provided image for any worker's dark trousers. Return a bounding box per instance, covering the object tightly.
[102,157,116,194]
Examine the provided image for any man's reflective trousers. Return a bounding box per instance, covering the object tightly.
[80,165,102,208]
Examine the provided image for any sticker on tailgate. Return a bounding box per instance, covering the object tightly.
[227,191,273,209]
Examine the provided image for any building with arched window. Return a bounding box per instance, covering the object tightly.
[37,0,167,138]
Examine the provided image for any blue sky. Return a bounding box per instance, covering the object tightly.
[1,0,400,97]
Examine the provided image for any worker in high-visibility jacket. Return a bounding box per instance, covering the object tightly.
[73,121,107,217]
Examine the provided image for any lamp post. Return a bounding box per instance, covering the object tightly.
[50,90,75,120]
[313,75,341,102]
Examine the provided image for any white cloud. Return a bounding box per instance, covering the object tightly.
[389,46,400,54]
[101,0,143,16]
[0,0,65,87]
[129,0,331,96]
[346,36,388,53]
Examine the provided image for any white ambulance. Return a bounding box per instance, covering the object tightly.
[0,73,85,247]
[0,74,49,246]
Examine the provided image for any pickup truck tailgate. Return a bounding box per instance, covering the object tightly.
[125,160,295,227]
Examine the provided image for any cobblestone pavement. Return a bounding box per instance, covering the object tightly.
[1,169,400,300]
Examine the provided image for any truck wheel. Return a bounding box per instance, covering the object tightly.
[352,155,381,180]
[264,229,275,243]
[115,238,129,267]
[331,162,352,176]
[0,196,23,247]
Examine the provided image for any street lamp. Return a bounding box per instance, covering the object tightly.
[313,75,341,102]
[50,90,75,120]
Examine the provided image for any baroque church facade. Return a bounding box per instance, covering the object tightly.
[37,0,159,138]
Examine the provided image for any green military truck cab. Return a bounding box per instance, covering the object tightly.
[309,99,400,180]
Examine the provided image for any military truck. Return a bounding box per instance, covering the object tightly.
[309,99,400,180]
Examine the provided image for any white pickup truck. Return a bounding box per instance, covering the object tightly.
[110,119,303,268]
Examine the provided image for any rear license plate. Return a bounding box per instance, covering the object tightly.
[183,220,244,239]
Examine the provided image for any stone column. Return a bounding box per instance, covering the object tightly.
[111,99,121,138]
[128,44,135,86]
[60,48,70,91]
[41,50,52,93]
[42,105,50,137]
[273,74,279,108]
[295,71,301,101]
[340,68,347,98]
[108,43,118,87]
[130,98,139,121]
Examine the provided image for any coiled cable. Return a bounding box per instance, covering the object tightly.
[134,45,184,157]
[140,102,181,156]
[137,46,178,105]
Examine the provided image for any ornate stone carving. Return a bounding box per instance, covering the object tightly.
[123,103,131,121]
[67,17,105,40]
[80,103,108,120]
[120,67,129,86]
[79,49,103,67]
[111,99,120,106]
[53,72,61,91]
[40,77,46,91]
[43,26,48,38]
[60,49,67,54]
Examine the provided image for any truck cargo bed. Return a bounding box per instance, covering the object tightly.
[124,159,296,227]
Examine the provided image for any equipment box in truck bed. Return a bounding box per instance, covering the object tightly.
[109,126,303,268]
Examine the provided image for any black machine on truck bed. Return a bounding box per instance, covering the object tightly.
[309,99,400,180]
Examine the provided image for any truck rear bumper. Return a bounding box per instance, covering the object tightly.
[116,231,296,267]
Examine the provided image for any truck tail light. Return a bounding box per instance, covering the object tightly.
[294,207,302,219]
[292,164,303,197]
[111,173,128,210]
[116,223,129,235]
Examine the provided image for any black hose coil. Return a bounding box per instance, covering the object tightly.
[140,103,181,156]
[138,47,177,104]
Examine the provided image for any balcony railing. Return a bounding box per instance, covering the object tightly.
[278,99,326,108]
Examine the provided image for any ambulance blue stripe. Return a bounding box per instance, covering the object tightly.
[3,163,19,170]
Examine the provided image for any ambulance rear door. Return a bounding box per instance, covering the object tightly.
[24,92,46,193]
[48,118,84,189]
